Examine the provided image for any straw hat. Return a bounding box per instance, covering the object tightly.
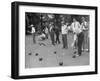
[30,24,34,27]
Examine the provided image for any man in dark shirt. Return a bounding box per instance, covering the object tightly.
[49,23,55,45]
[54,25,61,44]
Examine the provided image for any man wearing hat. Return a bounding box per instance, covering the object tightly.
[30,24,36,44]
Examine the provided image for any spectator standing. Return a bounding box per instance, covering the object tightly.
[49,23,55,45]
[45,27,49,39]
[81,17,89,52]
[54,25,61,44]
[30,24,36,44]
[61,22,68,49]
[71,18,84,56]
[71,18,81,48]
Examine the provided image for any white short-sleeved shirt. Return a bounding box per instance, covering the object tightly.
[31,27,35,33]
[71,21,82,34]
[61,25,68,34]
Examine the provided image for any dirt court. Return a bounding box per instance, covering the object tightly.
[25,34,89,68]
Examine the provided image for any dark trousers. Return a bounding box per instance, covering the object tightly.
[77,32,84,55]
[45,33,48,39]
[83,30,89,50]
[74,40,77,49]
[55,32,60,44]
[33,33,36,44]
[62,34,68,48]
[50,31,55,45]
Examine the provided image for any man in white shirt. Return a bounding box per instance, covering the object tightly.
[71,18,84,56]
[30,24,36,44]
[71,18,81,48]
[61,22,68,49]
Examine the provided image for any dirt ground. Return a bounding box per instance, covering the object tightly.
[25,33,89,68]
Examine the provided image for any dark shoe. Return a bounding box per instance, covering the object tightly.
[72,55,76,58]
[78,54,81,56]
[62,47,65,49]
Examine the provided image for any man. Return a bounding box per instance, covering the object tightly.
[54,24,60,44]
[71,18,84,56]
[44,27,49,39]
[30,24,36,44]
[71,18,81,48]
[61,22,68,49]
[81,17,89,52]
[49,23,55,45]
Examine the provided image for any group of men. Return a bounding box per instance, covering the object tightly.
[71,17,89,56]
[29,16,89,57]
